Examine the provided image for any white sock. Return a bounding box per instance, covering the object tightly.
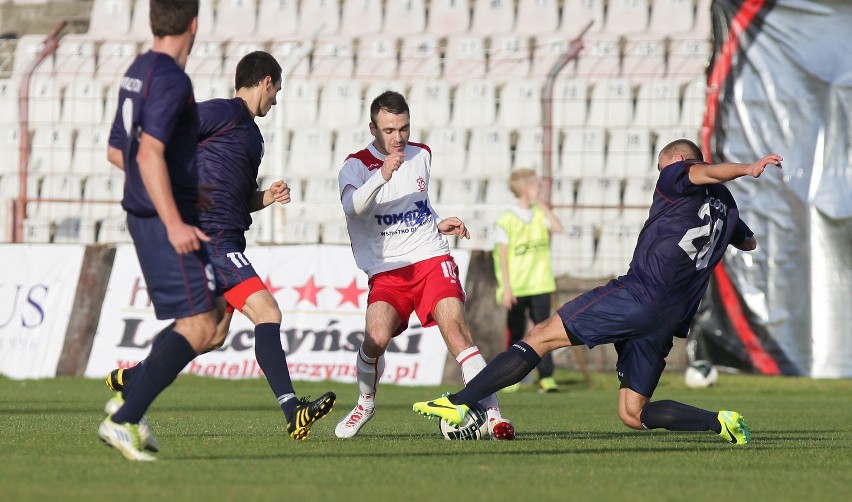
[356,346,384,410]
[456,346,502,420]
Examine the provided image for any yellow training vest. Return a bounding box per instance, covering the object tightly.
[493,204,556,302]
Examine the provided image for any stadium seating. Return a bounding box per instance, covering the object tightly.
[318,80,363,127]
[513,127,559,174]
[340,0,383,36]
[355,35,399,80]
[466,127,512,176]
[605,127,654,177]
[496,80,541,128]
[560,126,605,177]
[383,0,426,36]
[0,79,19,125]
[95,41,138,84]
[632,78,681,129]
[451,79,496,128]
[515,0,559,36]
[309,36,355,79]
[574,33,621,79]
[128,0,150,40]
[60,78,105,126]
[288,128,335,176]
[13,34,54,78]
[604,0,650,36]
[214,0,257,39]
[186,39,224,79]
[426,126,467,177]
[256,0,299,40]
[552,78,589,128]
[586,78,634,128]
[298,0,341,36]
[561,0,605,34]
[427,0,470,36]
[443,35,487,83]
[470,0,515,35]
[398,35,442,84]
[487,34,531,82]
[53,35,96,84]
[28,124,73,173]
[622,35,667,82]
[647,0,696,35]
[71,125,112,174]
[87,0,131,39]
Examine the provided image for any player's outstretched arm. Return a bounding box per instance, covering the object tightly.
[438,217,470,239]
[250,180,290,212]
[137,132,209,254]
[688,154,783,185]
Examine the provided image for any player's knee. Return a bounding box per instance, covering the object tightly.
[618,407,644,430]
[363,330,391,354]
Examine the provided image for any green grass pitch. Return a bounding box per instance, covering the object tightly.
[1,372,850,501]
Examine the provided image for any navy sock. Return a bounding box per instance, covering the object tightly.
[254,323,297,422]
[111,328,197,424]
[449,341,541,407]
[117,323,174,393]
[640,400,721,433]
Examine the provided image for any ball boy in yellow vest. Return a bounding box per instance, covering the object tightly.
[492,169,563,393]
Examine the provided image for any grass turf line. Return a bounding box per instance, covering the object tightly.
[0,372,849,501]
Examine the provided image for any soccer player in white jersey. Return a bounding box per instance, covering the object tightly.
[335,91,515,440]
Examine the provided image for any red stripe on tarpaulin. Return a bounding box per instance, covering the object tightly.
[702,0,781,375]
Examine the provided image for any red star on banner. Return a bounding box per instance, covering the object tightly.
[263,275,284,296]
[293,276,323,306]
[336,278,367,307]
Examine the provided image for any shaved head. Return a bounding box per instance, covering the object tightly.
[657,139,703,171]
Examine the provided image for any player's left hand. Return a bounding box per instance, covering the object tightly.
[197,183,215,212]
[438,217,470,239]
[269,179,291,205]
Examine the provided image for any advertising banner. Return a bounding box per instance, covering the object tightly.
[85,244,470,385]
[0,244,85,379]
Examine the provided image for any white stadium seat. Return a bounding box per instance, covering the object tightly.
[128,0,150,40]
[487,34,531,82]
[95,41,138,84]
[514,0,558,36]
[605,127,653,177]
[550,176,577,206]
[0,126,21,175]
[333,126,373,167]
[194,77,232,102]
[222,41,265,83]
[22,216,52,243]
[398,35,442,84]
[551,210,596,276]
[87,0,131,38]
[303,176,340,204]
[622,175,656,208]
[298,0,341,36]
[603,0,650,36]
[362,79,406,124]
[647,0,696,35]
[28,78,61,126]
[258,126,289,177]
[13,34,54,79]
[575,176,621,208]
[574,33,621,79]
[436,177,483,205]
[594,218,642,278]
[496,80,541,128]
[622,35,667,82]
[451,79,496,128]
[197,0,215,37]
[407,80,451,129]
[668,35,712,84]
[633,78,681,129]
[186,39,224,79]
[288,128,335,176]
[427,0,470,36]
[340,0,383,36]
[680,79,708,129]
[53,35,96,84]
[98,214,132,243]
[354,35,399,80]
[560,127,605,177]
[443,35,486,84]
[482,176,511,206]
[278,78,320,129]
[513,127,558,174]
[586,78,634,128]
[383,0,426,36]
[270,40,311,78]
[560,0,604,35]
[426,126,467,177]
[318,80,363,128]
[310,37,355,79]
[214,0,258,39]
[60,78,105,126]
[83,172,124,219]
[466,127,512,176]
[72,125,112,175]
[654,126,699,154]
[28,125,73,173]
[694,0,713,39]
[470,0,515,36]
[551,78,588,128]
[532,35,576,80]
[0,79,19,125]
[256,0,299,40]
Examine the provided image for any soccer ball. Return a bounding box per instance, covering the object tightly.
[438,403,489,440]
[684,360,719,388]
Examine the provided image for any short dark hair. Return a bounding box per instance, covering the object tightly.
[660,139,703,161]
[150,0,199,38]
[370,91,409,125]
[234,51,282,90]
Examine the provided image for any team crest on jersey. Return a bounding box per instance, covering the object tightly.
[416,176,426,192]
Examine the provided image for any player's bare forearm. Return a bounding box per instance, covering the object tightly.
[498,244,515,308]
[137,135,182,226]
[107,146,125,171]
[250,180,290,212]
[688,155,783,185]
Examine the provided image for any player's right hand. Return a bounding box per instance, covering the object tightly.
[501,290,517,309]
[166,222,210,255]
[748,154,783,178]
[381,151,405,181]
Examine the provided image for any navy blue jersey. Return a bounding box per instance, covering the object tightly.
[109,51,199,219]
[620,161,753,335]
[196,98,264,232]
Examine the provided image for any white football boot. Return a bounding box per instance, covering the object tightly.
[103,393,160,452]
[334,404,375,438]
[98,418,156,461]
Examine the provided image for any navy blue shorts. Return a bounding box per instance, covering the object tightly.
[127,213,220,320]
[557,280,674,398]
[205,230,267,312]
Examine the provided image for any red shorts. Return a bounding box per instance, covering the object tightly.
[223,276,267,314]
[368,255,466,336]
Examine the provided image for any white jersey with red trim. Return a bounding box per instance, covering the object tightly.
[338,141,450,277]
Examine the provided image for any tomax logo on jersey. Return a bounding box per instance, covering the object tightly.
[374,199,432,227]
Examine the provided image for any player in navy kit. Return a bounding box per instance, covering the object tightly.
[98,0,223,461]
[106,51,335,440]
[415,139,783,445]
